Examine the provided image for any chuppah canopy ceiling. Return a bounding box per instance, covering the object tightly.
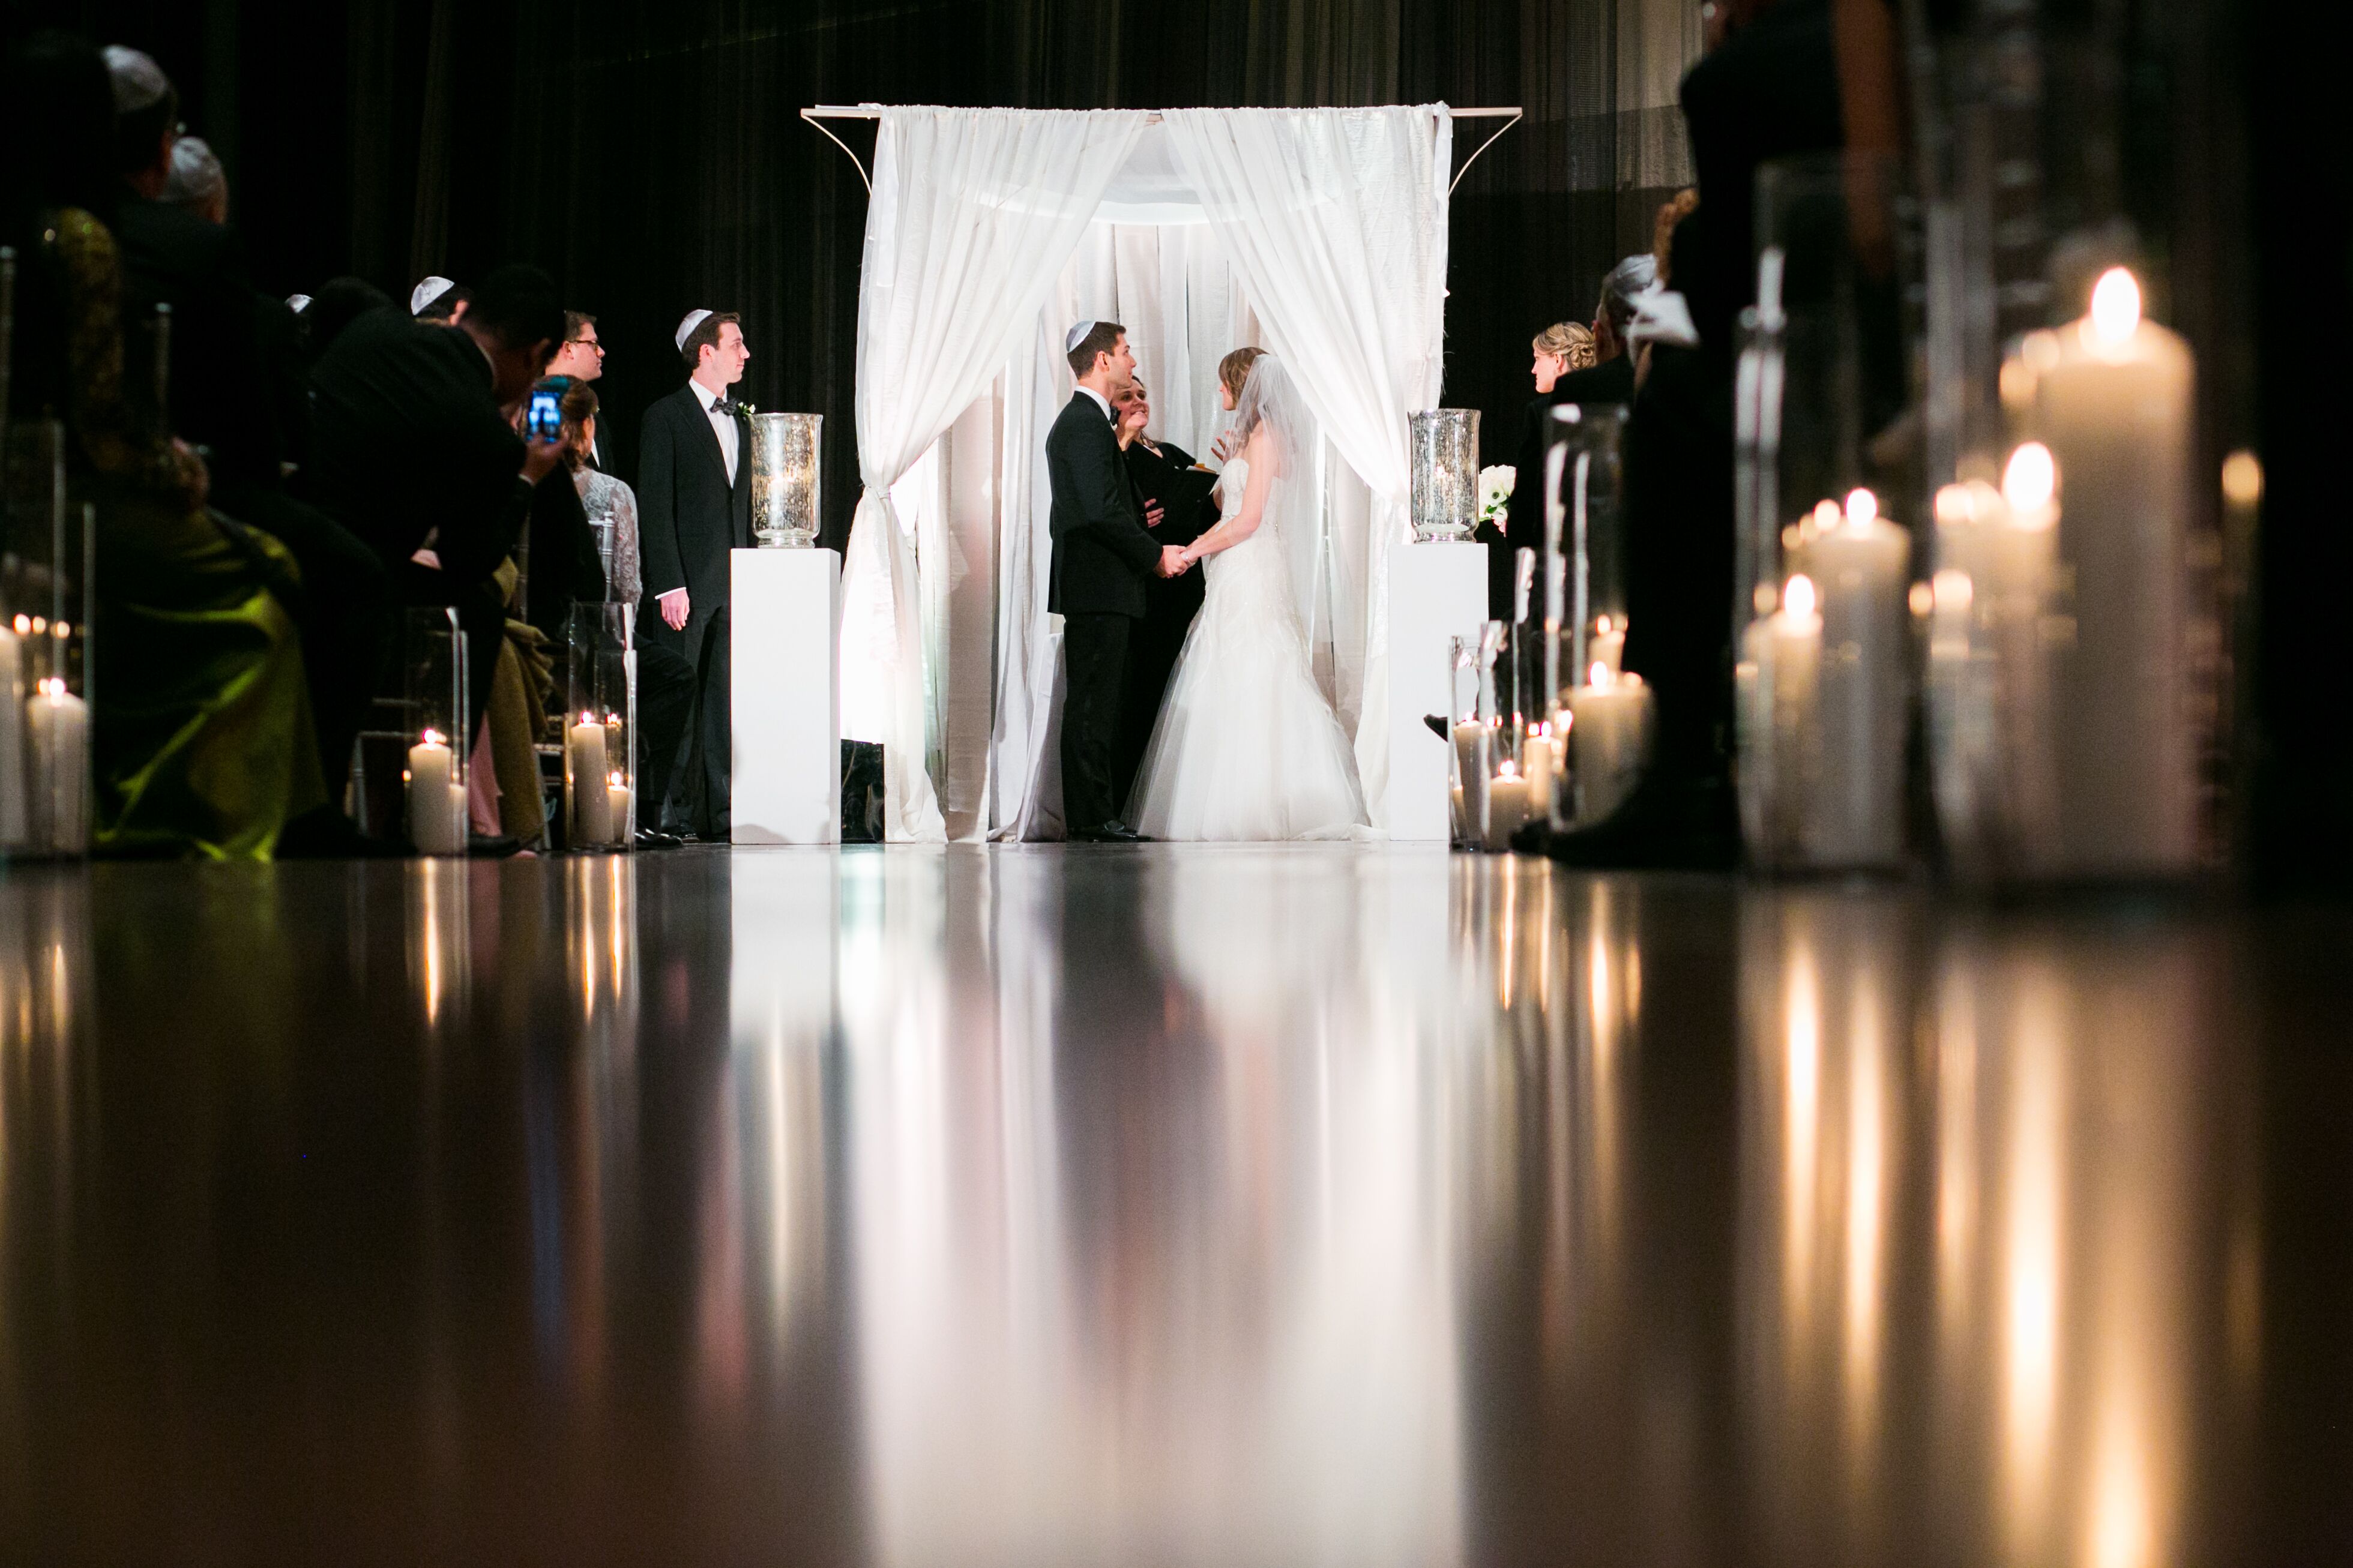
[810,103,1515,842]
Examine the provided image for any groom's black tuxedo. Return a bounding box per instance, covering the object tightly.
[1046,390,1162,834]
[637,381,753,834]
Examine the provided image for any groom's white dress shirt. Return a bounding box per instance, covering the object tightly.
[690,377,740,484]
[1076,384,1113,423]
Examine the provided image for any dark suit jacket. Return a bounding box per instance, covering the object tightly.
[304,312,531,587]
[1046,392,1160,619]
[1507,354,1636,544]
[637,383,752,611]
[113,197,284,492]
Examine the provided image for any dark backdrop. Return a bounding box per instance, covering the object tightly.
[10,0,1695,548]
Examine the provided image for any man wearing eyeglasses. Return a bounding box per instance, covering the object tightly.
[548,313,607,466]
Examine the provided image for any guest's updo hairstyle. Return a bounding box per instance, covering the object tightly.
[559,377,600,473]
[1532,321,1598,371]
[1218,346,1266,403]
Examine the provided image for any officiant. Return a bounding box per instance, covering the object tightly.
[1112,377,1219,804]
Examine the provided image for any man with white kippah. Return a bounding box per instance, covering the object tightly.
[634,308,755,836]
[1046,319,1183,842]
[412,276,470,325]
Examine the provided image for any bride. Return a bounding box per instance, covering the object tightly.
[1126,350,1369,841]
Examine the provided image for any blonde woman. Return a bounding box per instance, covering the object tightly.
[1530,319,1598,394]
[1124,349,1368,841]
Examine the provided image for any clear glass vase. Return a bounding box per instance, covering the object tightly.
[1,420,92,860]
[400,607,469,857]
[564,603,636,850]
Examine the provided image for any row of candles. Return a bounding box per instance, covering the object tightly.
[1449,615,1654,850]
[401,710,634,854]
[1735,263,2205,878]
[0,611,92,855]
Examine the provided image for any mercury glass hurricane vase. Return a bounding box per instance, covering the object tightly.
[748,412,822,548]
[1409,409,1480,542]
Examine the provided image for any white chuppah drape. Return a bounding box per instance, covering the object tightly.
[1158,106,1451,831]
[841,107,1146,841]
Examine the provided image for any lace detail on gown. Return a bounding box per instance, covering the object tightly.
[1125,456,1370,841]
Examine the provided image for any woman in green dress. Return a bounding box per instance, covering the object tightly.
[5,32,322,858]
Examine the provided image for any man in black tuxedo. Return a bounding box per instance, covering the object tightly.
[1047,321,1188,843]
[1110,376,1215,803]
[637,309,753,837]
[308,265,568,736]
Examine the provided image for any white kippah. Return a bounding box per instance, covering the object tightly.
[286,294,313,314]
[410,276,454,316]
[675,309,716,352]
[103,46,171,115]
[162,136,224,208]
[1065,320,1098,355]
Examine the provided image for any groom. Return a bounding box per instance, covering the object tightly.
[1047,320,1187,843]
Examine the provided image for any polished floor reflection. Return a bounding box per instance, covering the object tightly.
[1,849,2346,1565]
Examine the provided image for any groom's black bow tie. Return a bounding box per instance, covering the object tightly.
[714,398,743,417]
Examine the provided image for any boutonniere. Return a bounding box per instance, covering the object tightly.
[736,398,758,418]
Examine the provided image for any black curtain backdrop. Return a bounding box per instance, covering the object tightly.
[21,0,1694,550]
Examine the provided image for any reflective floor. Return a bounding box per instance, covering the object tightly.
[1,848,2348,1565]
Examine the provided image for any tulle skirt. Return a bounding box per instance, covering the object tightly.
[1125,536,1368,842]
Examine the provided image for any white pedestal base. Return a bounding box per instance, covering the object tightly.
[731,547,842,846]
[1384,541,1490,843]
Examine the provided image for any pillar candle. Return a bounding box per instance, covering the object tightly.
[1566,670,1655,826]
[1485,765,1531,851]
[1804,488,1910,866]
[406,730,463,855]
[1737,576,1821,858]
[1522,727,1558,820]
[2026,266,2198,874]
[0,623,26,848]
[568,713,612,846]
[606,772,632,846]
[1590,616,1625,679]
[25,677,88,853]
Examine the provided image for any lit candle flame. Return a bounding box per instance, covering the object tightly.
[2221,449,2263,509]
[1933,568,1975,613]
[1933,484,1973,526]
[1588,661,1609,687]
[1783,573,1818,620]
[2089,266,2141,345]
[420,727,446,747]
[10,614,26,635]
[2004,443,2058,514]
[608,770,625,788]
[1845,487,1879,528]
[1811,499,1840,530]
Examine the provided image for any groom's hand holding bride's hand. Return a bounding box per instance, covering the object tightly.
[1156,545,1189,578]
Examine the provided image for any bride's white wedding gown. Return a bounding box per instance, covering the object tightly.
[1126,457,1370,841]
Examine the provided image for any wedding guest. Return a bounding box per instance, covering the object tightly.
[303,275,390,363]
[411,275,469,324]
[637,308,753,837]
[160,134,226,224]
[5,30,324,858]
[1111,376,1209,802]
[520,376,607,645]
[309,263,567,732]
[1546,0,1842,868]
[563,380,638,604]
[547,311,608,465]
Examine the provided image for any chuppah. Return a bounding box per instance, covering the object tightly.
[806,104,1507,841]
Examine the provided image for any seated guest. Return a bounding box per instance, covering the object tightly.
[1476,320,1598,625]
[1504,257,1657,546]
[1110,376,1209,802]
[307,263,567,745]
[104,45,387,836]
[520,376,607,647]
[303,275,390,364]
[5,31,323,858]
[411,275,469,324]
[159,134,226,223]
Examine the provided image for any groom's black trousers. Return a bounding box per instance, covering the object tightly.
[1061,611,1133,833]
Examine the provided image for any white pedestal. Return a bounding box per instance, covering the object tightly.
[1385,541,1490,842]
[732,547,842,846]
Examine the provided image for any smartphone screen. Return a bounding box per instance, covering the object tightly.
[526,388,562,442]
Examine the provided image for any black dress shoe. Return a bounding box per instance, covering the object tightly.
[633,828,685,851]
[1070,820,1152,844]
[467,832,525,859]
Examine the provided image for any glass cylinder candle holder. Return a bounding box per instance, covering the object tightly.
[1,421,92,859]
[1445,629,1502,850]
[1733,152,1914,873]
[401,606,469,857]
[1409,409,1480,542]
[748,412,822,548]
[564,603,636,850]
[1541,402,1630,716]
